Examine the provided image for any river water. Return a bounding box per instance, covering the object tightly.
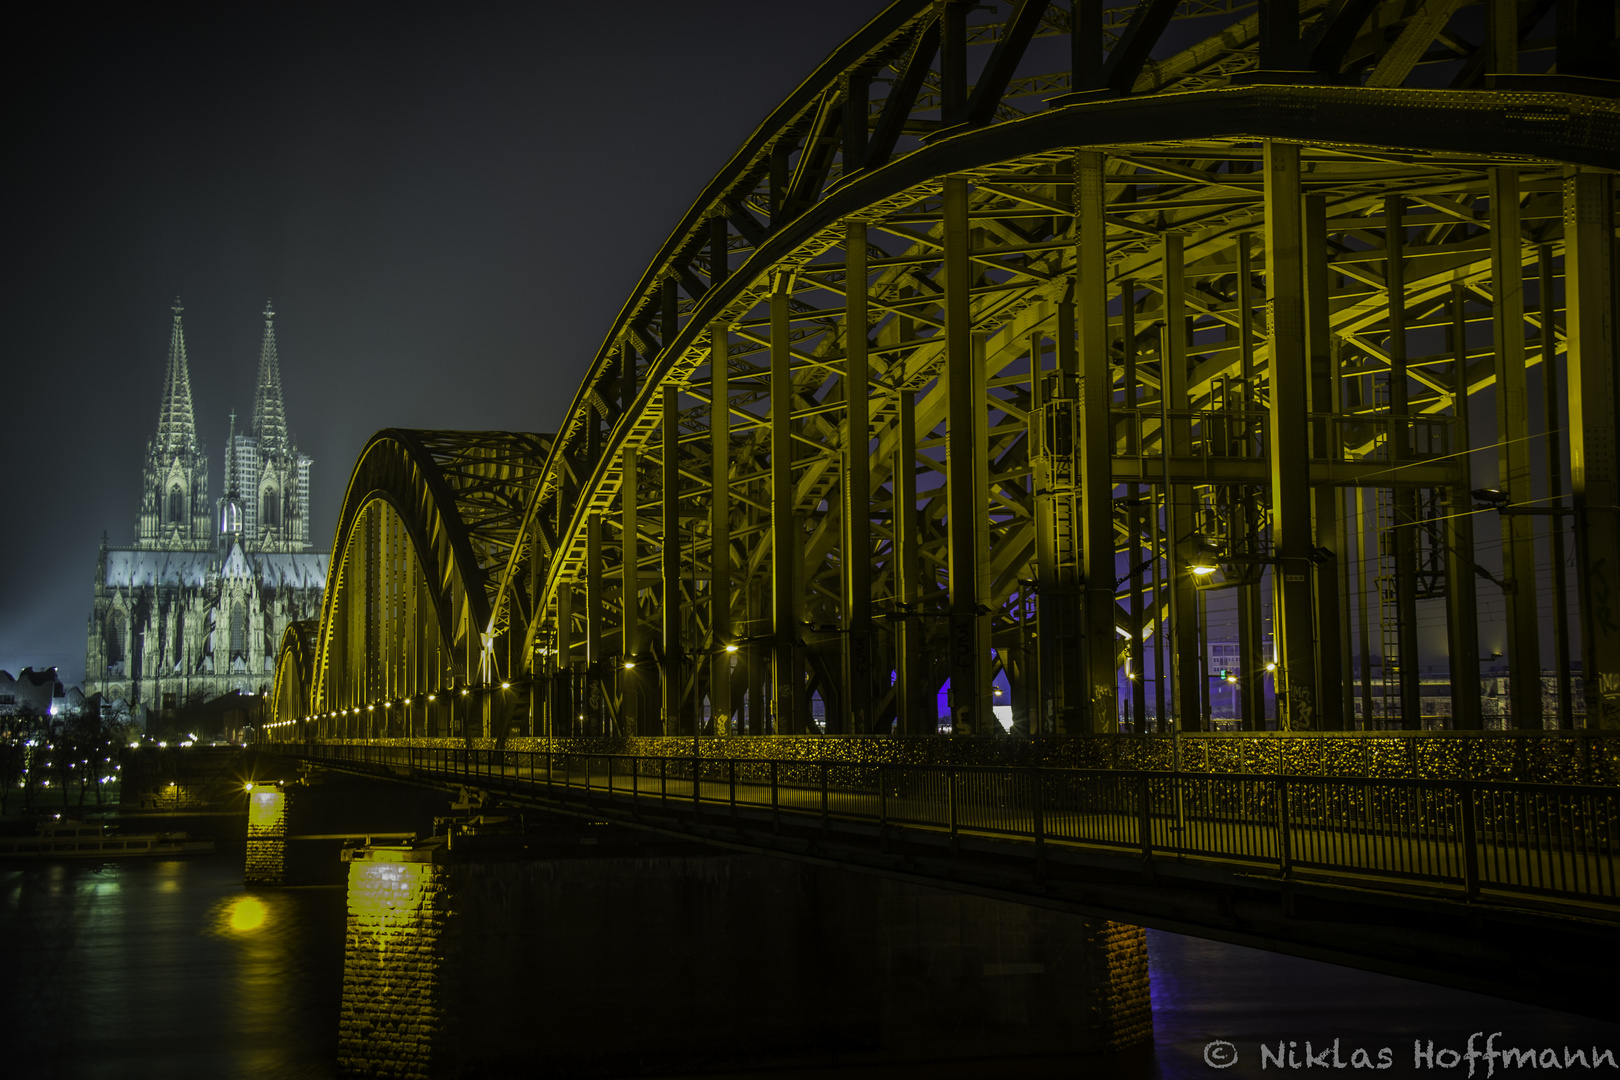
[4,850,1615,1079]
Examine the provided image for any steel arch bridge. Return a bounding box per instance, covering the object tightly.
[272,0,1620,746]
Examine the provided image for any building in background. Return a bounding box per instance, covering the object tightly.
[84,300,328,717]
[0,667,75,717]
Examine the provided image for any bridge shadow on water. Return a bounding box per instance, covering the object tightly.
[2,839,1615,1080]
[652,929,1620,1080]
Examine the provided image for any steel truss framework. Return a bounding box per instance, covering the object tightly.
[273,0,1620,745]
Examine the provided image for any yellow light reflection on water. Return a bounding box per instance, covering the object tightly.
[225,895,268,933]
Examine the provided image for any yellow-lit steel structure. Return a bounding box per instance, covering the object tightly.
[274,0,1620,744]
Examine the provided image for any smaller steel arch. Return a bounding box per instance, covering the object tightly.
[308,429,550,711]
[269,619,319,735]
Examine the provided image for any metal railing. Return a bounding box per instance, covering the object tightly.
[281,741,1620,911]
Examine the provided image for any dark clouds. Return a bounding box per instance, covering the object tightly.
[0,0,888,683]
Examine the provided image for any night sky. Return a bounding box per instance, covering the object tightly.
[1,1,888,685]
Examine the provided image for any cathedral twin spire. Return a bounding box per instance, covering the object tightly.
[141,296,307,552]
[154,297,198,457]
[251,301,289,458]
[156,297,288,458]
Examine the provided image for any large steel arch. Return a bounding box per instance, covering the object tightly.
[493,0,1620,741]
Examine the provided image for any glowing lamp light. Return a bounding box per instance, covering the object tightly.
[1190,559,1219,576]
[724,644,739,654]
[501,682,510,689]
[1266,662,1277,672]
[367,705,375,712]
[461,689,470,697]
[623,661,636,670]
[427,694,437,702]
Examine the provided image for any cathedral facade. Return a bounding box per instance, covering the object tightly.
[85,300,329,716]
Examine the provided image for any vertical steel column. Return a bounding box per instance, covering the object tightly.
[1356,486,1376,726]
[940,0,969,125]
[843,68,870,167]
[556,585,573,737]
[1071,0,1102,84]
[1490,0,1518,73]
[894,389,925,733]
[1563,168,1620,730]
[586,510,604,733]
[945,176,990,734]
[1264,140,1320,731]
[662,385,684,735]
[1304,194,1344,728]
[1541,248,1574,729]
[621,450,640,734]
[710,323,732,733]
[1161,235,1202,731]
[1123,283,1148,730]
[710,214,728,287]
[974,326,993,719]
[1032,325,1081,733]
[1490,167,1543,728]
[770,271,804,734]
[1387,194,1423,730]
[622,342,638,416]
[1076,151,1118,733]
[1258,0,1300,68]
[843,221,873,734]
[1236,232,1266,729]
[1447,283,1484,729]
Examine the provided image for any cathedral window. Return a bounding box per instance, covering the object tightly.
[231,608,247,658]
[107,612,126,665]
[262,489,279,527]
[168,485,184,524]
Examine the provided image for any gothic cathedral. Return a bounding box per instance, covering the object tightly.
[85,300,329,718]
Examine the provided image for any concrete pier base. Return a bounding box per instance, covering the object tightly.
[245,771,454,886]
[244,781,291,885]
[337,822,1150,1078]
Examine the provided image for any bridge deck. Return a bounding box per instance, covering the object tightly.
[266,741,1620,1019]
[288,742,1619,913]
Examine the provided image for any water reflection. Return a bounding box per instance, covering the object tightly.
[2,852,344,1080]
[5,852,1615,1079]
[218,894,269,933]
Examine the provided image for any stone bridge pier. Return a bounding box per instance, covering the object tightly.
[244,766,456,885]
[336,819,1151,1079]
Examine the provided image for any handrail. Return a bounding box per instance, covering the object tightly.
[276,742,1619,913]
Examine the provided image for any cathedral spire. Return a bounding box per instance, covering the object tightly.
[155,297,198,455]
[251,300,288,457]
[223,410,239,498]
[220,409,243,545]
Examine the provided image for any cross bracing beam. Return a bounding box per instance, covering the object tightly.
[284,0,1620,742]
